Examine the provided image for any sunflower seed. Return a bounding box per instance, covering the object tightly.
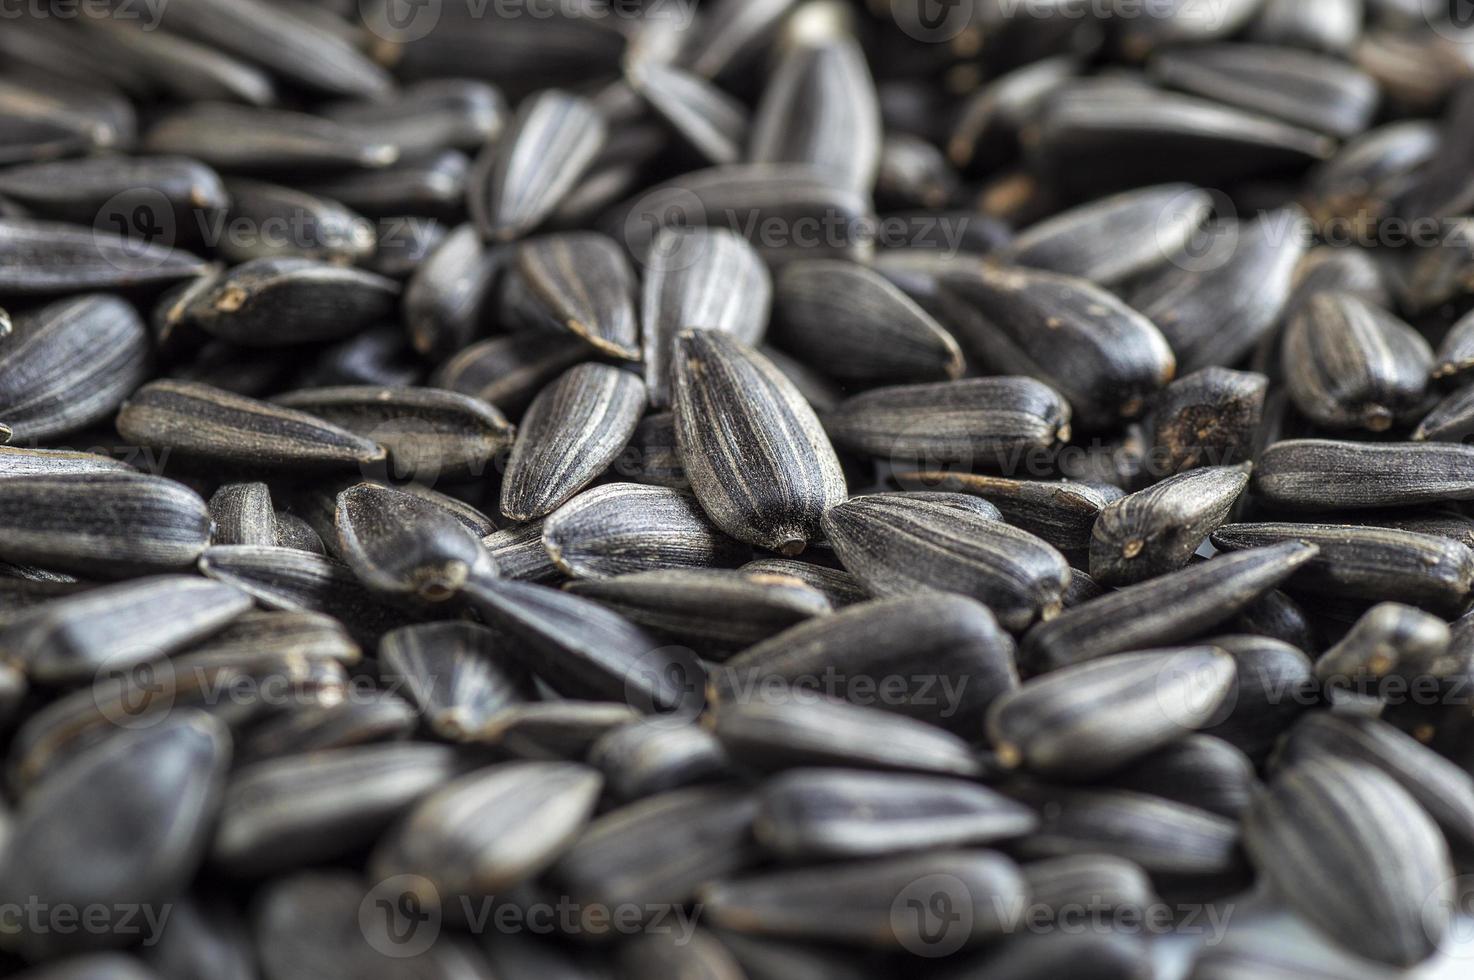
[998,184,1212,285]
[988,648,1236,779]
[431,332,589,419]
[1198,635,1318,761]
[465,576,702,715]
[1149,367,1268,476]
[0,155,227,228]
[1089,465,1250,586]
[619,410,688,489]
[178,257,400,347]
[118,380,386,471]
[876,132,960,211]
[334,482,496,605]
[236,693,419,765]
[298,324,422,391]
[274,385,514,483]
[701,850,1025,949]
[370,762,602,901]
[738,557,868,608]
[749,33,880,193]
[0,713,229,960]
[1306,120,1438,231]
[1412,383,1474,443]
[939,262,1175,421]
[550,785,761,913]
[76,16,277,107]
[673,331,846,555]
[629,62,749,166]
[1432,307,1474,384]
[0,295,149,442]
[588,719,730,800]
[1021,542,1320,672]
[500,364,647,521]
[1102,734,1258,819]
[470,90,606,243]
[322,79,507,158]
[270,513,325,555]
[401,224,499,362]
[567,568,829,656]
[208,482,275,546]
[1282,292,1432,432]
[678,0,801,79]
[823,493,1071,632]
[941,931,1156,980]
[642,227,771,408]
[513,232,640,360]
[0,472,210,578]
[1126,209,1308,375]
[379,622,531,745]
[710,595,1019,736]
[0,219,209,295]
[1187,935,1397,980]
[1244,758,1453,967]
[0,74,135,164]
[141,895,255,980]
[1310,602,1452,694]
[1249,0,1362,53]
[211,743,463,875]
[481,520,563,584]
[1255,439,1474,509]
[474,701,642,760]
[1020,855,1158,921]
[1211,523,1474,616]
[143,104,397,171]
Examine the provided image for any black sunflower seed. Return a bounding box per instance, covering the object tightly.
[1089,465,1250,586]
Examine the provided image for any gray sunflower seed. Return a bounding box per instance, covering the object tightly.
[0,73,135,164]
[76,16,277,107]
[0,714,229,961]
[273,512,326,555]
[1255,439,1474,510]
[1399,220,1474,316]
[179,257,400,347]
[1021,855,1158,921]
[1089,465,1250,586]
[154,0,393,98]
[1150,44,1379,139]
[273,385,514,483]
[989,648,1237,779]
[141,895,255,980]
[754,766,1031,860]
[1113,0,1264,57]
[947,53,1079,175]
[1063,569,1107,607]
[710,697,983,778]
[1021,542,1320,672]
[0,575,250,685]
[1199,635,1318,762]
[749,33,880,193]
[939,262,1175,421]
[0,294,149,442]
[379,621,534,742]
[209,482,276,546]
[0,472,211,578]
[334,482,496,604]
[143,104,397,171]
[1280,245,1395,328]
[500,364,647,521]
[1278,713,1474,862]
[322,79,507,158]
[1433,307,1474,384]
[0,219,209,295]
[236,693,419,765]
[473,701,641,760]
[1150,367,1268,476]
[701,850,1025,949]
[1305,120,1438,231]
[464,576,703,715]
[1413,384,1474,443]
[482,520,563,584]
[617,164,875,264]
[1244,758,1453,967]
[588,719,730,800]
[1249,0,1362,54]
[215,179,375,266]
[550,785,761,912]
[738,558,868,608]
[772,261,963,386]
[823,493,1072,632]
[620,411,687,488]
[642,227,771,408]
[211,743,463,875]
[895,473,1121,570]
[370,762,603,899]
[629,62,749,165]
[1103,734,1259,819]
[402,224,499,362]
[118,380,386,471]
[1211,523,1474,616]
[566,568,829,656]
[1011,784,1244,878]
[197,545,409,644]
[514,232,640,360]
[876,132,960,210]
[471,90,606,243]
[1188,935,1397,980]
[997,184,1212,286]
[431,332,589,419]
[674,331,847,555]
[0,155,227,226]
[678,0,801,79]
[1126,209,1308,375]
[1311,602,1451,691]
[1282,291,1432,431]
[179,608,362,666]
[710,595,1019,736]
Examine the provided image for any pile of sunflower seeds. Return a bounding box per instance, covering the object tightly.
[10,0,1474,976]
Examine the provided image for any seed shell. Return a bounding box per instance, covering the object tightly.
[208,482,275,547]
[379,621,534,742]
[514,232,640,360]
[629,62,750,165]
[1149,367,1268,475]
[588,719,730,801]
[1103,734,1259,819]
[738,558,868,608]
[1256,439,1474,509]
[179,257,400,347]
[143,104,397,171]
[1311,601,1452,691]
[431,332,590,419]
[0,219,209,295]
[1089,465,1250,586]
[1199,635,1319,761]
[334,482,496,604]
